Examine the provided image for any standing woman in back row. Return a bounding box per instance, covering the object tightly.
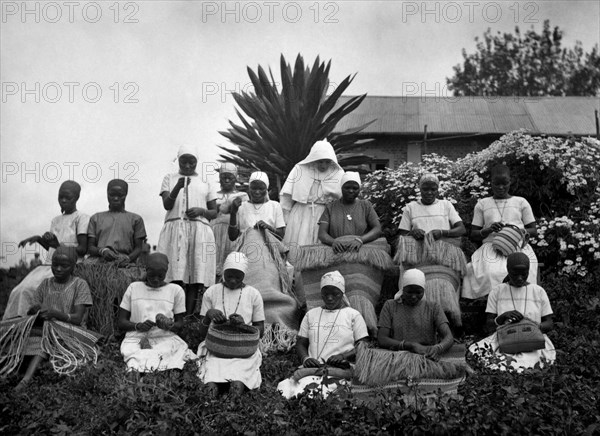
[157,146,218,316]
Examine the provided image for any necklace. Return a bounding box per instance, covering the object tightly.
[250,200,266,213]
[341,201,358,221]
[493,198,508,222]
[315,308,342,361]
[509,285,528,316]
[221,284,243,318]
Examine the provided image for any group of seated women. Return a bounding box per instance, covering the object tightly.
[1,140,555,395]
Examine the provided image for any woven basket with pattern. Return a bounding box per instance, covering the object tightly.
[205,323,260,359]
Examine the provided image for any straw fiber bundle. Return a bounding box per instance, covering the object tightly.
[395,234,466,275]
[74,263,144,337]
[41,320,103,375]
[0,315,37,376]
[295,237,394,273]
[259,323,297,353]
[354,342,466,386]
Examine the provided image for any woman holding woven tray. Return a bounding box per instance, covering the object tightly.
[396,173,467,331]
[3,181,89,320]
[228,172,300,341]
[197,252,265,396]
[469,253,555,371]
[277,271,368,399]
[0,246,101,391]
[462,164,538,299]
[298,172,389,335]
[211,163,249,281]
[118,253,194,373]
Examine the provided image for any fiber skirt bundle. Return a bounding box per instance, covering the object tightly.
[394,234,466,275]
[353,342,467,386]
[0,315,37,376]
[296,237,394,336]
[205,323,260,359]
[74,262,144,337]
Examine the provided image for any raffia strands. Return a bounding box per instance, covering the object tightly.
[395,235,466,275]
[259,323,297,354]
[294,237,394,273]
[73,263,142,337]
[423,233,467,275]
[354,342,466,386]
[0,315,37,377]
[41,320,103,375]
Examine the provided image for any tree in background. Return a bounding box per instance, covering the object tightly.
[218,54,373,185]
[447,20,600,96]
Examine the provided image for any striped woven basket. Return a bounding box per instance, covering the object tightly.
[492,224,527,256]
[205,323,260,359]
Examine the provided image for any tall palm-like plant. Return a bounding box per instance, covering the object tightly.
[218,54,373,184]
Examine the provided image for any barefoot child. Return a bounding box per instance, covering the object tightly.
[3,181,89,320]
[157,146,218,315]
[118,253,194,372]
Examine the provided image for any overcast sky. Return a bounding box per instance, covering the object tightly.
[1,0,599,266]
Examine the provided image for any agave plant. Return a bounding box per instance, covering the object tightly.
[218,54,374,186]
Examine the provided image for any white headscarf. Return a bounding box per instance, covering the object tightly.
[177,145,199,161]
[419,173,439,186]
[320,270,350,307]
[280,140,344,205]
[223,252,249,275]
[220,162,238,176]
[249,171,269,188]
[394,268,426,300]
[341,171,362,188]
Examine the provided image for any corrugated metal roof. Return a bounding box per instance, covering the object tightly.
[333,96,599,136]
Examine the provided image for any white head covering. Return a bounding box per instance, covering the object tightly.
[341,171,362,188]
[177,145,199,161]
[395,269,426,300]
[320,270,345,293]
[298,140,341,168]
[419,173,439,186]
[320,270,350,307]
[223,252,248,275]
[249,171,269,188]
[219,162,238,176]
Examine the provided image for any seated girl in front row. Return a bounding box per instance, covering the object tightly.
[197,252,265,397]
[0,246,100,391]
[118,253,194,373]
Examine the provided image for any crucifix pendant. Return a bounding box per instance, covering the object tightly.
[346,214,353,221]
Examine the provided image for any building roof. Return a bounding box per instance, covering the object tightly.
[333,96,600,136]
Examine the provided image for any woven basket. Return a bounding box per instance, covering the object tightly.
[205,323,260,359]
[492,224,527,256]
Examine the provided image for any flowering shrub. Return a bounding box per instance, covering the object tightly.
[363,130,600,279]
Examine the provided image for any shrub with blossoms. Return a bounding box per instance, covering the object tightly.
[362,130,600,278]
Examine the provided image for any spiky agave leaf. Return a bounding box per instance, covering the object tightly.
[218,54,374,181]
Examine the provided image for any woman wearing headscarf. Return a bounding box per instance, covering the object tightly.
[293,172,391,336]
[157,146,218,315]
[395,173,467,332]
[228,172,300,344]
[3,180,89,320]
[277,271,368,398]
[211,163,249,280]
[281,140,344,249]
[118,253,194,372]
[197,252,265,396]
[469,253,555,371]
